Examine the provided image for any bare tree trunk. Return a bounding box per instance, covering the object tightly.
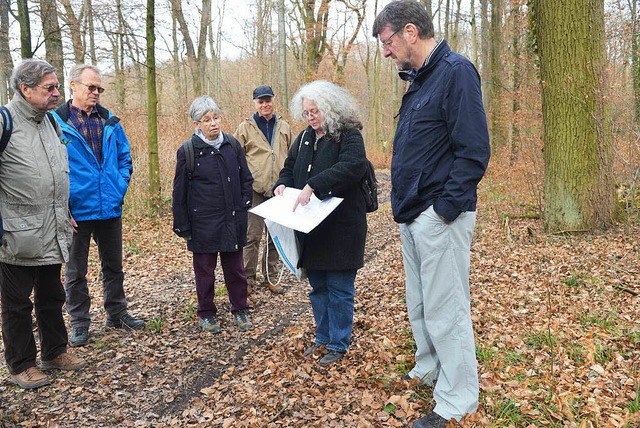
[172,14,185,106]
[480,0,489,102]
[444,0,450,41]
[470,0,478,65]
[198,0,212,90]
[0,0,13,102]
[170,0,203,95]
[295,0,330,81]
[488,0,505,151]
[84,0,97,63]
[59,0,85,63]
[277,0,288,102]
[17,0,32,58]
[420,0,432,17]
[147,0,161,213]
[510,1,522,166]
[40,0,65,101]
[450,0,462,51]
[536,0,616,231]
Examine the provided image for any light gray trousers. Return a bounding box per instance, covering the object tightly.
[399,206,479,421]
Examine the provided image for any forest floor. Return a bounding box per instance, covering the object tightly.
[0,172,638,427]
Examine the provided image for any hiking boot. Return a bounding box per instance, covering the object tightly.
[413,412,448,428]
[199,317,221,334]
[40,352,87,371]
[69,326,89,347]
[10,367,52,389]
[233,310,252,331]
[105,313,145,330]
[303,343,326,358]
[319,350,345,367]
[265,282,285,295]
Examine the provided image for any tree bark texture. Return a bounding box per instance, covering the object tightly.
[536,0,616,231]
[40,0,65,101]
[0,0,13,103]
[147,0,161,209]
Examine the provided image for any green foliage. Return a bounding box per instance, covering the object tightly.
[383,403,396,414]
[476,344,497,364]
[629,388,640,413]
[593,342,614,365]
[567,342,586,364]
[147,316,166,333]
[577,310,620,335]
[492,398,525,426]
[182,301,197,323]
[525,331,557,349]
[562,274,580,288]
[214,286,228,297]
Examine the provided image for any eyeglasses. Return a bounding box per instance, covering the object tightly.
[37,84,60,93]
[75,81,105,94]
[381,28,402,47]
[302,109,320,118]
[198,117,220,124]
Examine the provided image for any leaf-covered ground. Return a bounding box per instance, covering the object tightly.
[0,173,638,427]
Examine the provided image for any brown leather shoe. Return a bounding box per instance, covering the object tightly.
[10,367,52,389]
[40,352,87,371]
[265,282,285,294]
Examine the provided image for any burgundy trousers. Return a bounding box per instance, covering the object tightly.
[192,251,249,319]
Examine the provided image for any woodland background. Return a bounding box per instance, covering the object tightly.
[0,0,637,427]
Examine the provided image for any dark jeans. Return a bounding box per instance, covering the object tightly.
[65,217,128,327]
[0,263,68,374]
[307,269,357,354]
[193,251,249,318]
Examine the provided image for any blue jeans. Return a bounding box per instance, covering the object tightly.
[65,217,128,327]
[306,269,357,354]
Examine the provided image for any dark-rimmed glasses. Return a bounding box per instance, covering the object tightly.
[75,81,105,94]
[381,28,402,47]
[37,84,60,92]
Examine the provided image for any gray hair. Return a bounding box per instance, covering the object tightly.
[372,0,434,39]
[290,80,362,141]
[189,95,221,122]
[10,59,56,96]
[68,64,101,82]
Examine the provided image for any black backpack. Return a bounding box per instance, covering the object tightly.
[361,159,378,213]
[297,129,378,213]
[182,135,242,178]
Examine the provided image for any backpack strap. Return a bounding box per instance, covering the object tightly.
[182,139,195,179]
[0,106,12,155]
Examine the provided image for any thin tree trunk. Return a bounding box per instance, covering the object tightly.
[40,0,65,101]
[17,0,32,58]
[85,0,97,63]
[277,0,288,102]
[480,0,489,102]
[0,0,13,102]
[59,0,85,63]
[147,0,161,212]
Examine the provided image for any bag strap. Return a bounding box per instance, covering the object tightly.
[0,106,12,154]
[182,139,195,178]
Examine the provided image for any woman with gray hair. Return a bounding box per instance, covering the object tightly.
[172,96,254,334]
[273,80,368,367]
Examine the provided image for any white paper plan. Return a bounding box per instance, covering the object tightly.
[248,187,343,233]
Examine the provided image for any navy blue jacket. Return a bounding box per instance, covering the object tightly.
[391,40,490,224]
[172,133,253,253]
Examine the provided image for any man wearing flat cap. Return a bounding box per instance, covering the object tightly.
[234,85,292,295]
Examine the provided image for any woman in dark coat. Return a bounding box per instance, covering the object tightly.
[274,81,367,366]
[172,96,254,334]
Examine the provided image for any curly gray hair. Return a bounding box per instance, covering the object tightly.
[290,80,362,141]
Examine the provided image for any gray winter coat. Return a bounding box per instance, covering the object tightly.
[0,95,73,266]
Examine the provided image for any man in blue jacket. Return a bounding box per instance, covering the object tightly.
[373,2,491,427]
[53,64,145,347]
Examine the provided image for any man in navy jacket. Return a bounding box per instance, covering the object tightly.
[373,2,491,427]
[53,64,145,347]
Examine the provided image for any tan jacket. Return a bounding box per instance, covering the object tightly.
[0,95,72,266]
[234,115,291,197]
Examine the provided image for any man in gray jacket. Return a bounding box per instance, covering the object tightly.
[0,59,86,389]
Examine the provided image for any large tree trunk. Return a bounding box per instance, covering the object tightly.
[84,0,97,63]
[40,0,65,101]
[297,0,330,81]
[536,0,616,231]
[0,0,13,102]
[170,0,203,95]
[147,0,161,212]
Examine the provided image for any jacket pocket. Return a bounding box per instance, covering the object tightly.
[2,214,45,259]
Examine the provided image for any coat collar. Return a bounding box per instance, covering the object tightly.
[11,94,47,123]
